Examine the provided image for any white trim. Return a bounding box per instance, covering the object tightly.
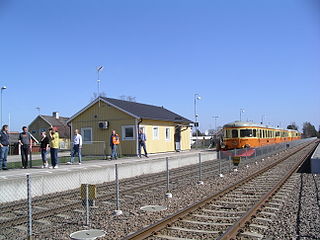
[122,125,136,141]
[81,127,93,143]
[165,127,171,141]
[152,126,159,140]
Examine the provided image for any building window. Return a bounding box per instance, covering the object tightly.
[153,127,159,140]
[122,125,135,140]
[165,128,170,141]
[81,128,92,143]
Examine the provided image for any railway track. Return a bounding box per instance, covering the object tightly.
[0,153,235,228]
[0,148,276,229]
[123,140,318,240]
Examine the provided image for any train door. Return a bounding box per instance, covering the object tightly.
[174,126,181,152]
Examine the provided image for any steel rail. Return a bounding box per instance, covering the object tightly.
[217,140,319,240]
[122,140,317,240]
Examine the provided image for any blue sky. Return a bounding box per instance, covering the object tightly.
[0,0,319,132]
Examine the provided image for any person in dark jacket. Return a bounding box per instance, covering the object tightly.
[18,126,32,169]
[0,125,10,170]
[138,129,148,158]
[40,131,49,168]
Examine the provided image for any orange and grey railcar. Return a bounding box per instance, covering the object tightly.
[222,121,301,150]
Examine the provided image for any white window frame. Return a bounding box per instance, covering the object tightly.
[122,125,136,141]
[165,127,171,141]
[153,126,159,140]
[81,127,92,143]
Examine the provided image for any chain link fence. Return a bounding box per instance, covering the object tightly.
[0,138,315,239]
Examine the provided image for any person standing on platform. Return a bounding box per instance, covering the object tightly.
[110,130,120,160]
[40,131,49,168]
[0,125,10,170]
[67,129,82,165]
[18,126,32,169]
[138,129,148,158]
[49,127,60,169]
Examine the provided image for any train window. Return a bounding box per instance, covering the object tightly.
[253,129,257,137]
[240,129,253,138]
[224,129,231,138]
[232,129,238,138]
[276,131,280,137]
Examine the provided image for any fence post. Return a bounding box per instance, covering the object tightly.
[197,153,204,185]
[165,157,172,198]
[27,174,33,240]
[229,155,231,172]
[85,184,90,226]
[219,155,223,177]
[113,164,123,215]
[245,148,248,161]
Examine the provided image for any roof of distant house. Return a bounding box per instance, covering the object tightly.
[29,115,70,139]
[40,115,69,127]
[68,97,192,124]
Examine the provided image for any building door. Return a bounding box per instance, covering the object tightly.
[174,126,181,152]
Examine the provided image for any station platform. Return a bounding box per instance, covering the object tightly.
[310,142,320,174]
[0,150,217,203]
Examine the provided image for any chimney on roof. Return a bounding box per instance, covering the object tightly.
[53,112,59,119]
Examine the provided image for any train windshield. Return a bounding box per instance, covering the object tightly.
[232,130,238,138]
[240,129,253,138]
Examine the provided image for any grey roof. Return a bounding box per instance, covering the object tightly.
[40,115,69,126]
[102,97,192,124]
[39,115,70,138]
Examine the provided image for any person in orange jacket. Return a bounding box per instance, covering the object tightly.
[110,130,120,160]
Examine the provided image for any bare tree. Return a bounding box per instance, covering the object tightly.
[287,122,298,130]
[91,91,106,101]
[119,95,136,102]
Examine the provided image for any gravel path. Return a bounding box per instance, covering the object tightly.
[266,173,320,240]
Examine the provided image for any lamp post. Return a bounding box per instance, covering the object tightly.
[213,116,219,133]
[1,86,7,126]
[240,108,245,121]
[194,94,201,146]
[96,66,104,97]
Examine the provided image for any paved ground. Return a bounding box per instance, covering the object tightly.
[6,151,71,162]
[0,149,214,179]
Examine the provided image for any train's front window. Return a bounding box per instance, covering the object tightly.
[240,129,253,138]
[232,130,238,138]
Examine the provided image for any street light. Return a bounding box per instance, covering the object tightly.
[96,66,104,97]
[240,108,245,121]
[212,116,219,133]
[194,94,201,146]
[1,86,7,127]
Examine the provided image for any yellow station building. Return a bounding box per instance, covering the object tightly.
[67,97,192,156]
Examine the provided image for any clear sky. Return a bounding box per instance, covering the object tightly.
[0,0,319,132]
